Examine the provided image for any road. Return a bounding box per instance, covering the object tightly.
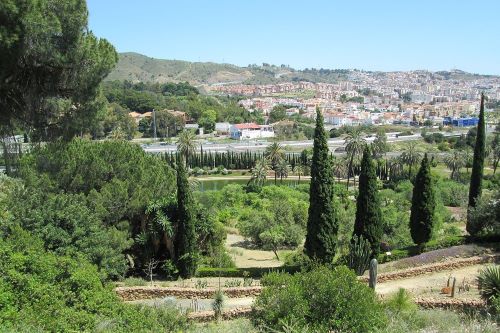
[142,130,466,154]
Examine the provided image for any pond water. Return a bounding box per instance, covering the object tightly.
[196,178,310,191]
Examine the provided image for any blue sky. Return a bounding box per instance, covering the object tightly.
[87,0,500,74]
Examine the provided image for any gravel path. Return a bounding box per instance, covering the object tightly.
[225,234,283,268]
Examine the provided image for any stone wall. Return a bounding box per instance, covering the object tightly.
[115,286,262,301]
[414,297,486,311]
[359,255,497,283]
[187,307,252,322]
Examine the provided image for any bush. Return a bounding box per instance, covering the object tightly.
[477,265,500,303]
[467,191,500,237]
[252,266,386,332]
[437,180,468,207]
[0,227,190,332]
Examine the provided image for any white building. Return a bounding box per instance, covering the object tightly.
[229,123,275,140]
[215,122,231,135]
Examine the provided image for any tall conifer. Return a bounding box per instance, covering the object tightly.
[353,146,383,256]
[467,93,486,235]
[175,157,198,278]
[410,154,436,252]
[304,108,337,262]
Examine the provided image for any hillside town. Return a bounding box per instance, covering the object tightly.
[208,70,499,129]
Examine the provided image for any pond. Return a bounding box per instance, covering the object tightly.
[196,177,310,191]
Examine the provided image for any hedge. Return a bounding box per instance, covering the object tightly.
[196,266,301,278]
[378,235,466,263]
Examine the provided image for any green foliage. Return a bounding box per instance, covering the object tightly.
[0,0,117,140]
[354,146,383,255]
[252,266,386,333]
[212,290,225,321]
[0,227,189,332]
[437,178,468,207]
[197,184,309,249]
[6,190,131,279]
[468,94,486,233]
[305,108,338,262]
[477,265,500,303]
[383,288,417,314]
[11,139,176,277]
[175,159,198,278]
[410,154,436,250]
[466,191,500,237]
[348,235,371,276]
[269,105,287,123]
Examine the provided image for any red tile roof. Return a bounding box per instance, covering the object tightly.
[234,123,260,130]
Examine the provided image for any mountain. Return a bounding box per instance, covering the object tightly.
[106,52,497,86]
[105,52,253,85]
[105,52,350,85]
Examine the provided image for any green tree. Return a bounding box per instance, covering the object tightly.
[177,130,198,162]
[444,151,465,181]
[400,141,421,178]
[371,130,389,158]
[409,154,436,251]
[265,142,285,184]
[275,159,291,183]
[249,158,269,188]
[154,110,185,138]
[468,93,487,234]
[345,130,366,188]
[175,158,198,278]
[198,109,217,133]
[269,105,287,123]
[353,146,383,256]
[304,108,338,262]
[0,0,118,140]
[490,131,500,174]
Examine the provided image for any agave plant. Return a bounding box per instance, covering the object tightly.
[477,265,500,303]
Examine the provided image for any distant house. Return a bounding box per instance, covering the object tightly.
[215,122,231,135]
[229,123,274,140]
[128,111,151,124]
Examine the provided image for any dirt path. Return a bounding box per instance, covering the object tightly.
[376,264,483,298]
[225,234,283,268]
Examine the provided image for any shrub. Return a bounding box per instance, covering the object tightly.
[437,180,468,207]
[252,266,386,332]
[467,191,500,237]
[384,288,417,314]
[348,235,371,276]
[477,265,500,303]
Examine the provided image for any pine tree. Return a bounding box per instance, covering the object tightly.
[304,107,338,262]
[467,93,486,235]
[410,154,436,252]
[175,157,198,278]
[353,146,383,256]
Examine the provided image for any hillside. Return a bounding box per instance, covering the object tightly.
[105,52,350,85]
[106,52,498,86]
[105,52,254,85]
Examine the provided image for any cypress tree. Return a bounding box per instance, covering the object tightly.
[467,93,486,235]
[410,154,436,252]
[304,107,338,262]
[353,146,383,256]
[175,157,198,278]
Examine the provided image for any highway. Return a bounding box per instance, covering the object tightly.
[142,130,466,154]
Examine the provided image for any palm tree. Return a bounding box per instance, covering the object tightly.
[177,130,198,163]
[265,142,285,184]
[388,156,405,181]
[344,130,366,188]
[444,151,465,181]
[333,157,349,183]
[275,159,291,183]
[294,164,304,181]
[400,141,421,178]
[463,147,473,173]
[249,158,269,187]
